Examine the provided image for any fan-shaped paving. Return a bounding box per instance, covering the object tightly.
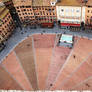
[51,38,92,90]
[0,34,92,91]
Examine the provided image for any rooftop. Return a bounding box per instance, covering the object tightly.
[0,6,9,20]
[32,0,51,6]
[3,0,12,2]
[56,0,83,6]
[13,0,32,6]
[0,6,4,13]
[32,0,43,6]
[86,0,92,6]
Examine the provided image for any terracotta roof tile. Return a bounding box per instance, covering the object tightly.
[56,0,83,6]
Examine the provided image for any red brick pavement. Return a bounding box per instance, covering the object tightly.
[51,38,92,90]
[33,34,56,90]
[1,51,32,91]
[60,55,92,90]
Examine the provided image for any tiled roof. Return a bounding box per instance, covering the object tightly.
[32,0,43,6]
[0,6,9,20]
[50,0,56,2]
[86,0,92,6]
[56,0,83,6]
[32,0,51,6]
[0,6,4,12]
[3,0,11,2]
[13,0,32,6]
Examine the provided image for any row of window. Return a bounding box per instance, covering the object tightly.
[61,21,80,24]
[1,25,14,39]
[16,6,55,12]
[87,10,92,13]
[17,9,55,15]
[35,16,56,19]
[0,12,14,41]
[18,12,33,16]
[20,15,56,20]
[24,16,35,18]
[0,31,9,39]
[17,11,55,16]
[2,25,14,31]
[61,9,80,13]
[17,6,32,9]
[20,16,56,22]
[2,20,13,28]
[33,8,54,11]
[2,13,11,23]
[19,16,35,20]
[17,6,54,9]
[34,12,55,16]
[36,18,55,22]
[87,16,92,18]
[17,8,32,12]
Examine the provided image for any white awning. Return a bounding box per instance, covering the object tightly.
[60,34,73,43]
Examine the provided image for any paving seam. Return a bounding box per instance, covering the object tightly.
[1,29,92,63]
[0,33,57,63]
[0,28,92,89]
[71,76,92,90]
[50,37,80,90]
[0,33,56,63]
[13,51,33,90]
[45,34,58,90]
[86,58,92,67]
[57,52,92,90]
[0,36,29,63]
[1,64,24,90]
[32,35,39,90]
